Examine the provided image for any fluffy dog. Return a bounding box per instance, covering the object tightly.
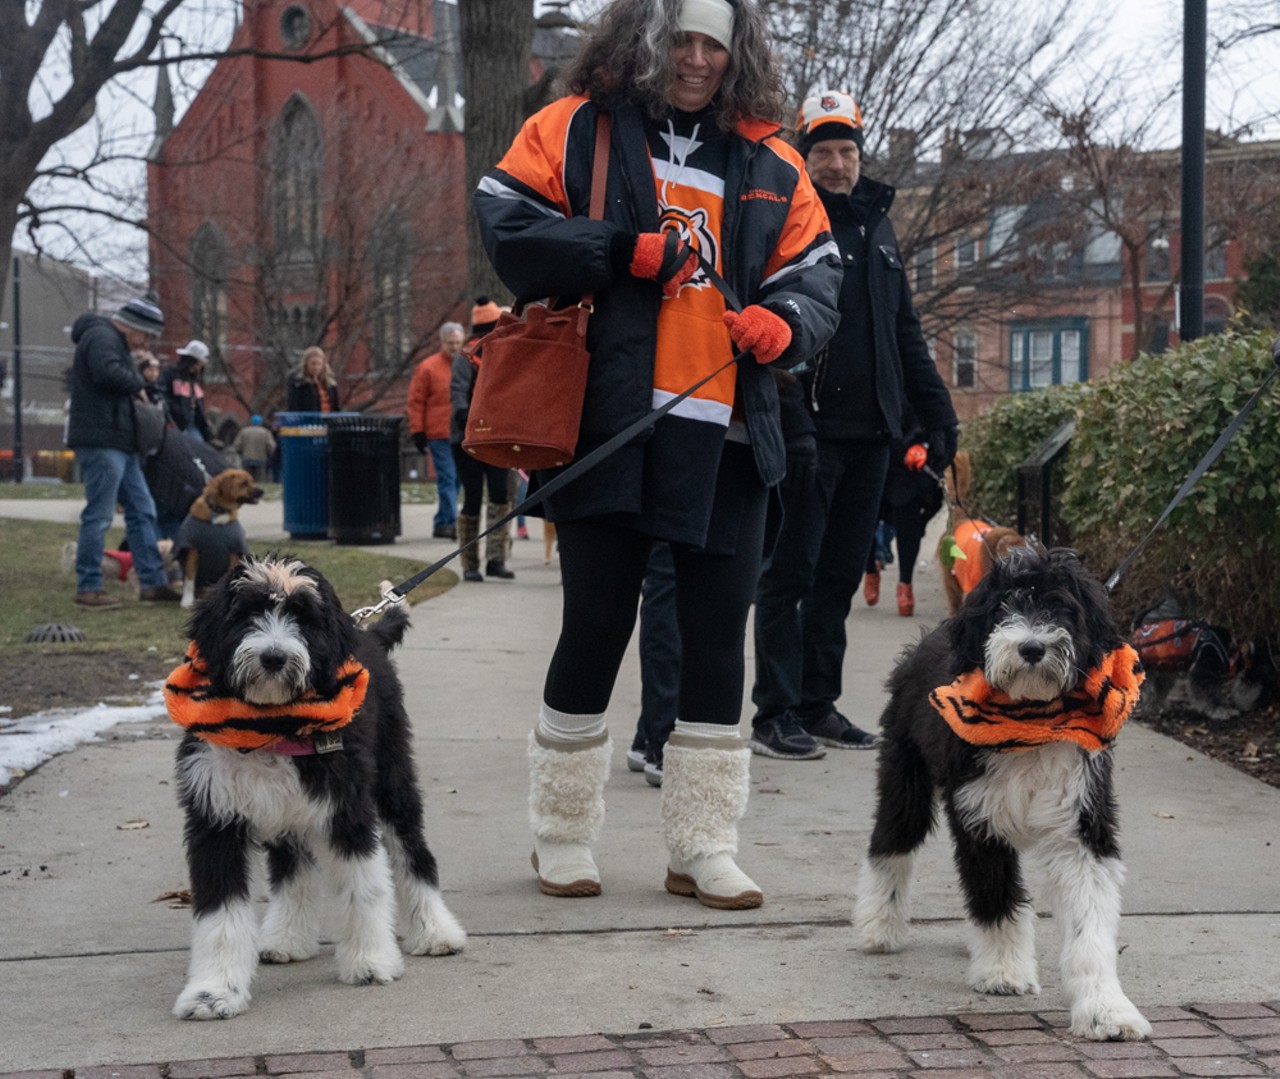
[854,547,1152,1042]
[176,468,264,609]
[166,555,465,1020]
[939,451,1025,614]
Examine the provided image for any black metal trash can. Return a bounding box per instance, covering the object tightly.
[325,414,403,544]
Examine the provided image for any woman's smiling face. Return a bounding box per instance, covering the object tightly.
[668,31,729,113]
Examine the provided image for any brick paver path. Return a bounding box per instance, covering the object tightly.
[6,1004,1278,1079]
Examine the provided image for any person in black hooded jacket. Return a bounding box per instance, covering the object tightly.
[750,90,958,760]
[66,292,182,607]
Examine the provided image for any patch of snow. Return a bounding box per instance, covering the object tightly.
[0,686,167,786]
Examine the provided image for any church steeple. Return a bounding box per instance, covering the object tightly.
[148,52,174,161]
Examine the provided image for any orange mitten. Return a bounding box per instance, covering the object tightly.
[722,305,792,364]
[904,444,927,470]
[631,232,698,298]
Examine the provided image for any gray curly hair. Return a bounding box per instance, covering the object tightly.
[563,0,784,130]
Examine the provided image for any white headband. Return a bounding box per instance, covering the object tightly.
[679,0,734,51]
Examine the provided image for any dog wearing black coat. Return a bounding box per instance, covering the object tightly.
[854,547,1151,1042]
[168,555,464,1020]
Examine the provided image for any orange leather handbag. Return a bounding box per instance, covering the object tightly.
[462,115,610,471]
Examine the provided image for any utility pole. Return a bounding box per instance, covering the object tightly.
[1179,0,1206,341]
[10,256,22,483]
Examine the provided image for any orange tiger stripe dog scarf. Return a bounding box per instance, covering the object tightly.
[164,643,369,751]
[929,644,1144,753]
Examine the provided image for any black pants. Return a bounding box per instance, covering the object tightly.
[630,541,679,764]
[752,438,890,724]
[452,445,509,514]
[544,478,767,727]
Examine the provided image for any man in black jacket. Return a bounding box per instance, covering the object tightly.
[67,291,181,608]
[750,91,958,760]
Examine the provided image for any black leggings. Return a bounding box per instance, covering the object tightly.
[452,445,510,515]
[543,510,766,725]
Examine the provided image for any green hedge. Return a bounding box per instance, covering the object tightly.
[1063,329,1280,637]
[961,329,1280,638]
[962,381,1092,528]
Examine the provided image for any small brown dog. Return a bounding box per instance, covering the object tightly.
[177,469,264,608]
[938,451,1026,614]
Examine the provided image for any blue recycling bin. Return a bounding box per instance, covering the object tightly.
[277,411,343,539]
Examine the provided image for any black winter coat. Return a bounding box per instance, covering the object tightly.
[474,97,841,537]
[66,314,147,452]
[804,177,956,442]
[286,377,341,413]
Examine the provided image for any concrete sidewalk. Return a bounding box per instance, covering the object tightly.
[1,498,1277,1076]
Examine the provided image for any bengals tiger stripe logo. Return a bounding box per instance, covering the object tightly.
[657,206,718,293]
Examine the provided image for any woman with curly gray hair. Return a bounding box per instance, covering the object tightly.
[475,0,841,910]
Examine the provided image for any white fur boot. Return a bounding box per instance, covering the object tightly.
[527,728,611,897]
[660,728,763,910]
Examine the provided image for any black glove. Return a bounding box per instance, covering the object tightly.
[926,426,958,472]
[412,432,429,455]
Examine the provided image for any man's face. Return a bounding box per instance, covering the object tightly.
[806,138,861,196]
[442,330,465,355]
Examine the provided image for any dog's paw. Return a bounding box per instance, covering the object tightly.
[403,892,467,956]
[1070,996,1152,1041]
[336,942,405,986]
[404,914,467,957]
[173,982,251,1020]
[259,941,319,964]
[969,971,1041,996]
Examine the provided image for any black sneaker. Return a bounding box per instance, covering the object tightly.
[749,713,826,760]
[802,709,878,750]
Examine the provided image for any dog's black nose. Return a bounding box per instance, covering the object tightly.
[259,649,289,672]
[1018,640,1046,664]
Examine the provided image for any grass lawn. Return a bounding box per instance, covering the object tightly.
[0,516,455,657]
[0,480,443,504]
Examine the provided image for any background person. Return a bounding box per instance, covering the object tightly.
[286,346,341,412]
[231,414,277,483]
[451,298,515,581]
[475,0,841,909]
[158,340,211,441]
[750,90,958,760]
[66,290,182,608]
[409,322,465,540]
[863,418,947,617]
[138,355,164,404]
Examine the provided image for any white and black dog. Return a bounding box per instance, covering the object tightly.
[168,555,465,1020]
[854,546,1152,1042]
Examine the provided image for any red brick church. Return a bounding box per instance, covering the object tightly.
[147,0,574,424]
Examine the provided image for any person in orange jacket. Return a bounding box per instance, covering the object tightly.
[408,322,464,539]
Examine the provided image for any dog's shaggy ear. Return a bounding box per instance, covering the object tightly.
[185,558,255,689]
[1044,548,1123,663]
[947,565,1006,670]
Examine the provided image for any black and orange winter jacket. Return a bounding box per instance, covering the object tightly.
[474,96,842,544]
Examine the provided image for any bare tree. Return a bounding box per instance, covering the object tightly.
[459,0,537,305]
[0,0,429,302]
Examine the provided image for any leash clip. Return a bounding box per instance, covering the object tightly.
[350,586,403,626]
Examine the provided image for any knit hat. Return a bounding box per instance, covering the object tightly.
[471,297,503,329]
[114,291,165,337]
[796,91,865,154]
[251,414,263,425]
[678,0,735,50]
[176,339,210,362]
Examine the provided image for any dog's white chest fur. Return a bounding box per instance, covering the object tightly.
[179,742,331,843]
[955,742,1094,851]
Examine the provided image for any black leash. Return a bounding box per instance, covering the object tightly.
[354,255,749,623]
[1104,339,1280,593]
